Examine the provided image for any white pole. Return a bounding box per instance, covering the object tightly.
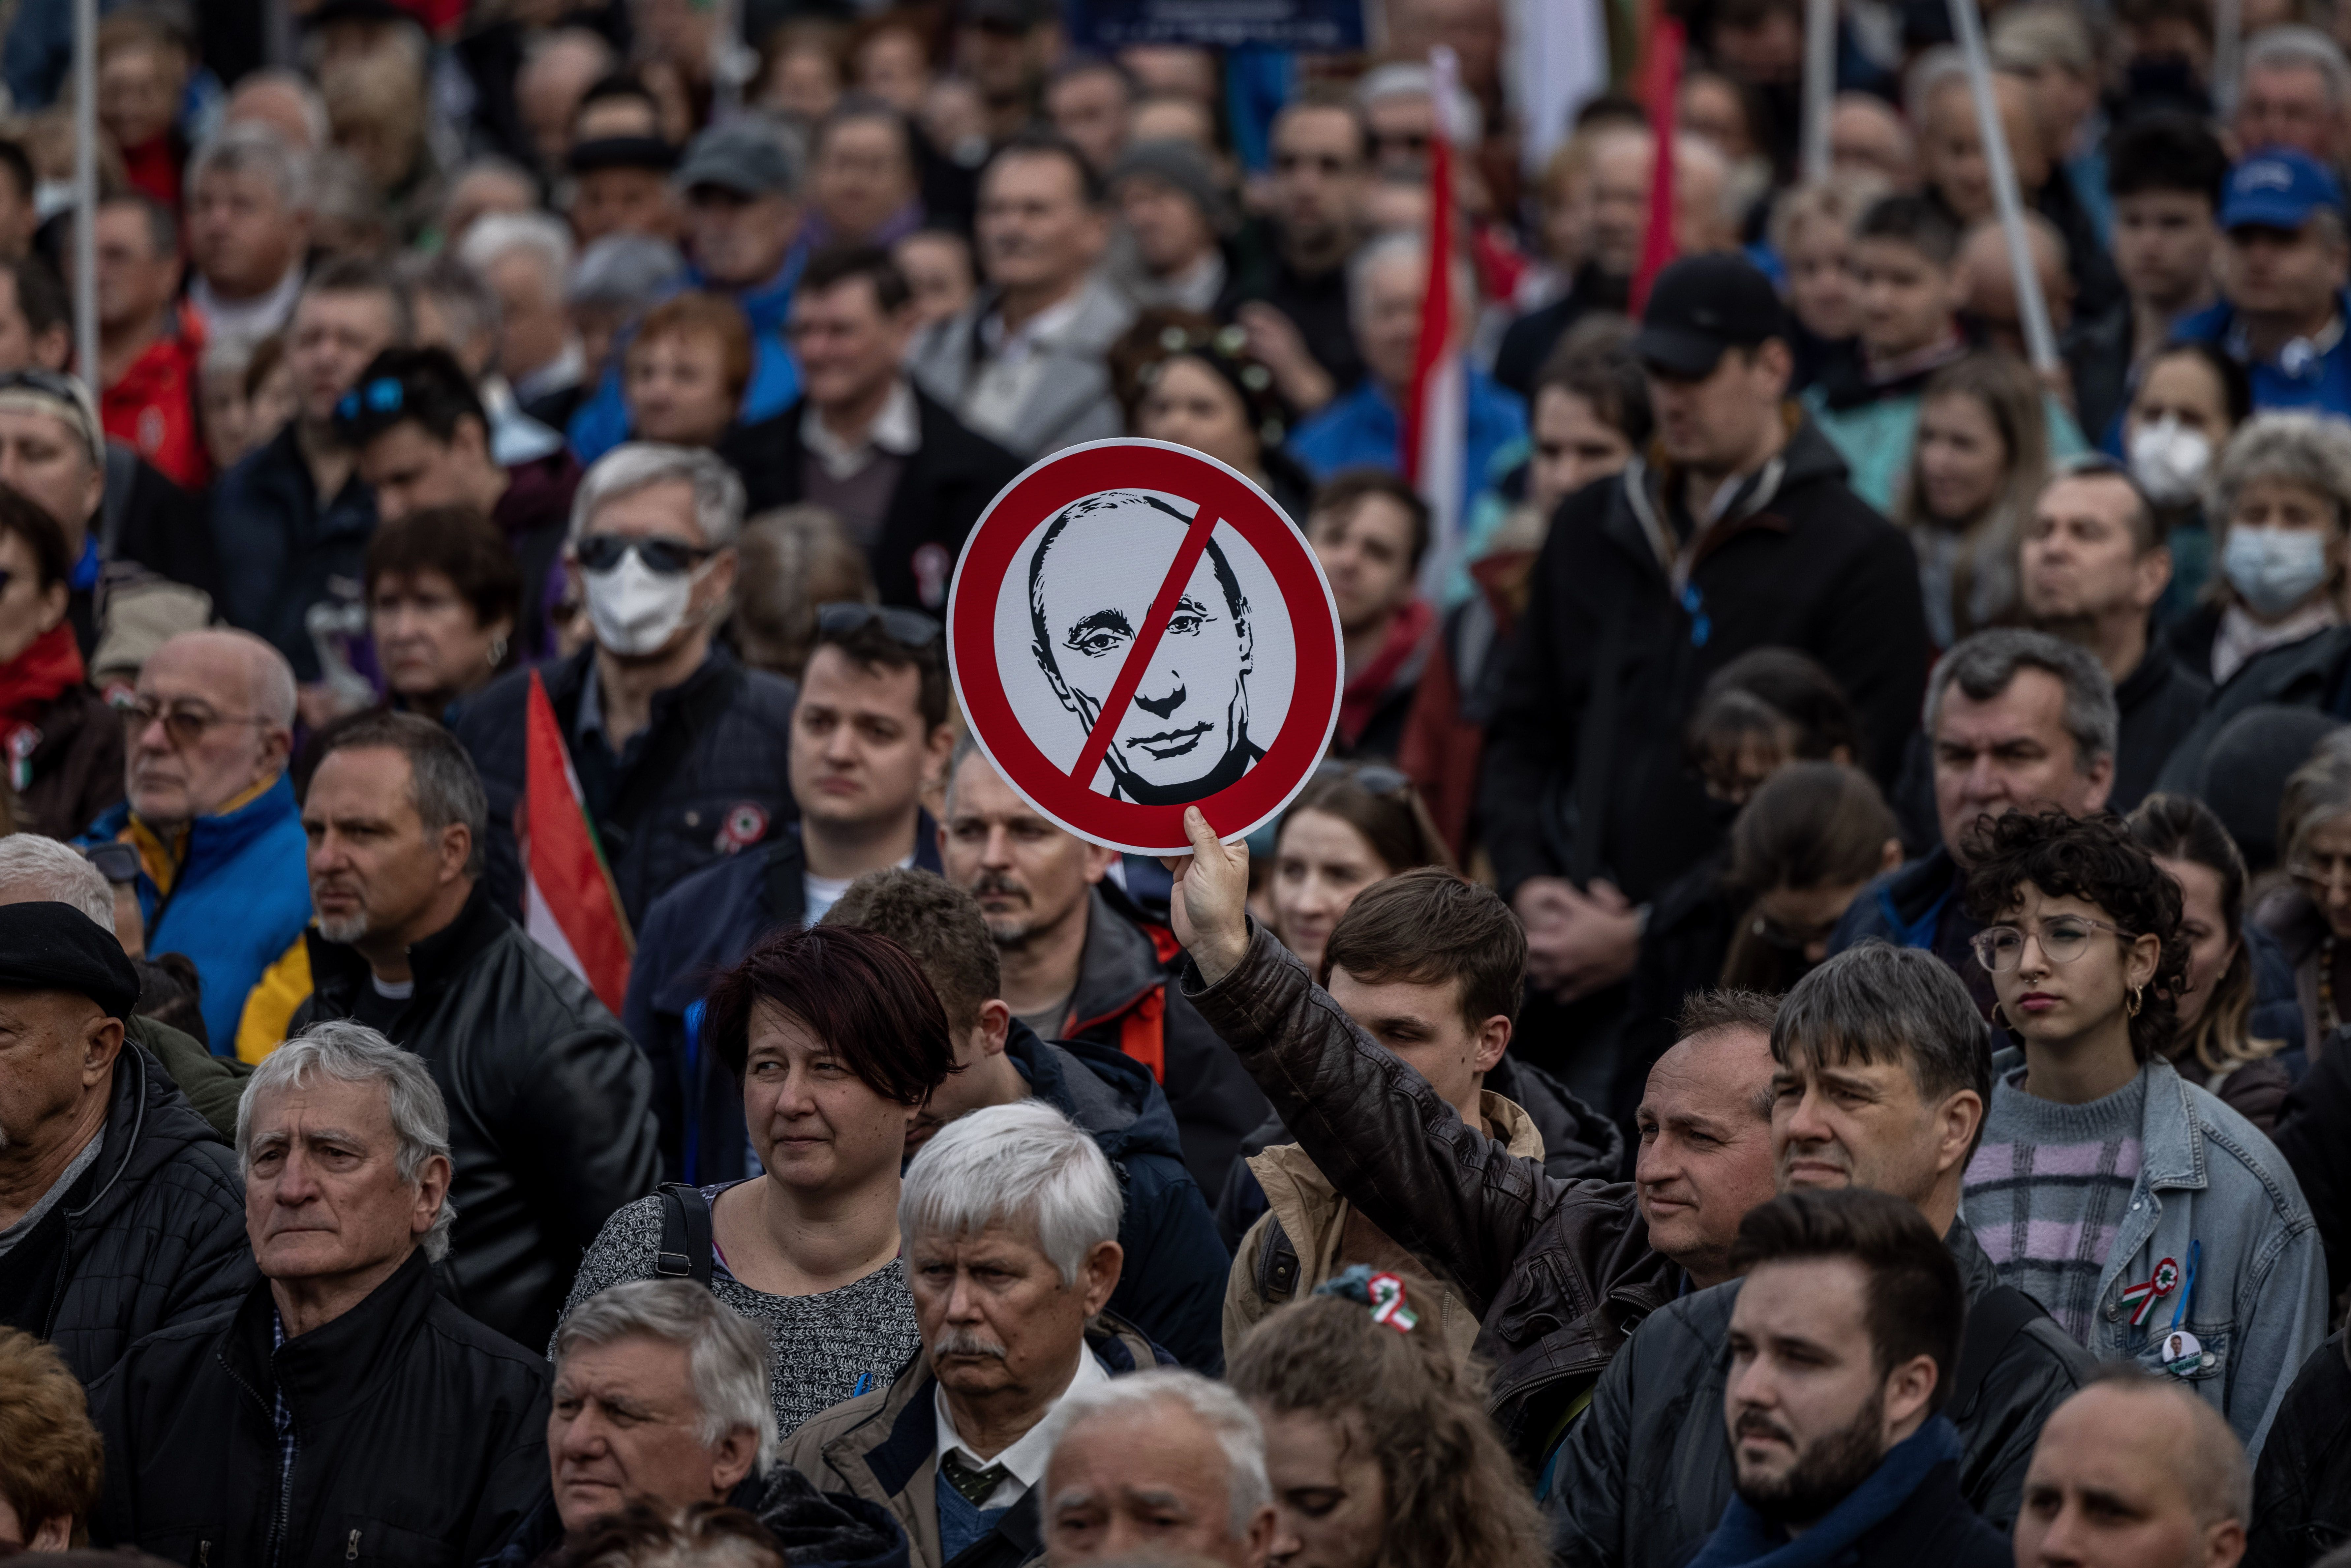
[73,0,98,391]
[2213,0,2245,119]
[1947,0,2060,375]
[1802,0,1836,184]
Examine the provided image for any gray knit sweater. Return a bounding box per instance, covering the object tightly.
[557,1186,922,1438]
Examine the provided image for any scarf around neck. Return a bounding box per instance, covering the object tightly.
[1686,1416,1963,1568]
[0,622,84,790]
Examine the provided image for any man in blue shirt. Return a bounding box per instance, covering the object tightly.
[2175,148,2351,418]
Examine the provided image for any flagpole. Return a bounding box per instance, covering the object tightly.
[1801,0,1836,183]
[73,0,98,388]
[1948,0,2060,375]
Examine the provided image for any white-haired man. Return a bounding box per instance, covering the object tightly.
[452,442,798,926]
[1042,1370,1281,1568]
[785,1100,1173,1568]
[184,122,313,343]
[77,628,312,1049]
[88,1022,553,1563]
[461,211,588,429]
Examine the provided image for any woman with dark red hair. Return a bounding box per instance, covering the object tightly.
[556,922,957,1439]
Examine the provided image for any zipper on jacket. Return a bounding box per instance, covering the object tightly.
[347,1527,362,1560]
[198,1545,210,1567]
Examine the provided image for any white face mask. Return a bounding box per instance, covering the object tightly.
[582,546,710,656]
[2223,524,2333,618]
[2128,418,2213,508]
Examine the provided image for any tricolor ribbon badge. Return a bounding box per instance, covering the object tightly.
[1366,1272,1420,1334]
[2121,1256,2181,1327]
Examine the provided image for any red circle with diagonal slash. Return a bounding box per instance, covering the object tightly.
[947,438,1343,855]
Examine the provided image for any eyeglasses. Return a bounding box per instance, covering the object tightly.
[1313,759,1410,796]
[82,841,141,885]
[816,601,942,647]
[117,694,270,750]
[1970,915,2135,973]
[335,375,407,426]
[575,534,718,576]
[2289,853,2351,893]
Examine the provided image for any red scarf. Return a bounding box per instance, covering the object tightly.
[1,623,85,790]
[1338,598,1434,748]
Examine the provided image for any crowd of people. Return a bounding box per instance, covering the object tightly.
[8,0,2351,1562]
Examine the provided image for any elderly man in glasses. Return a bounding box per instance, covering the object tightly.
[76,628,313,1051]
[452,442,799,933]
[622,598,953,1181]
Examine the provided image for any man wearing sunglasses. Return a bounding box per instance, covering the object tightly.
[453,442,799,934]
[76,629,312,1052]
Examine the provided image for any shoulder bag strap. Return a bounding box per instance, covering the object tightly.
[655,1182,716,1289]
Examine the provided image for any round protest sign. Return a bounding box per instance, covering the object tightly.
[947,438,1344,856]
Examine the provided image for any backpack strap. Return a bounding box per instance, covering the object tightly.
[1254,1216,1302,1306]
[656,1182,716,1289]
[1949,1285,2048,1419]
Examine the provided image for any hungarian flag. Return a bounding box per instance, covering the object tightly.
[520,670,633,1013]
[1631,2,1688,314]
[1400,45,1465,603]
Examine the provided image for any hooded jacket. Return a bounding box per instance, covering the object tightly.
[1182,926,1679,1465]
[782,1314,1175,1568]
[293,884,661,1352]
[1548,1219,2094,1568]
[1002,1020,1228,1372]
[1479,415,1929,904]
[2,1042,254,1388]
[91,1250,552,1568]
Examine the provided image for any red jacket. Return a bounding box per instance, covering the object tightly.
[102,310,208,490]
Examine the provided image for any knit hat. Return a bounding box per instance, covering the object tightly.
[0,900,141,1020]
[1108,139,1234,235]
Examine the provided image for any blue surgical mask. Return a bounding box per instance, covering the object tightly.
[2223,525,2333,618]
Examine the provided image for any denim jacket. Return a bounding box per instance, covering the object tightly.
[1976,1050,2328,1458]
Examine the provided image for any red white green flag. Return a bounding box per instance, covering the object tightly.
[520,669,633,1013]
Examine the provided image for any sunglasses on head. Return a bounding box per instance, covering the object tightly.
[83,841,141,886]
[574,534,718,575]
[816,601,942,647]
[335,375,407,426]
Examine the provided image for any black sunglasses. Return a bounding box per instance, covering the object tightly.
[817,601,942,647]
[575,534,718,576]
[82,841,141,886]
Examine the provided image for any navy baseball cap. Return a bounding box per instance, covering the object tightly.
[1631,253,1787,378]
[2220,148,2344,232]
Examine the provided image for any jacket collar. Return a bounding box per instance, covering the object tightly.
[307,882,511,1012]
[221,1248,440,1424]
[1879,844,1965,943]
[1068,885,1175,1028]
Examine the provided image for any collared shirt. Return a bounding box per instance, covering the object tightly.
[1127,250,1227,315]
[2212,598,2342,685]
[191,264,304,343]
[801,379,922,482]
[977,289,1091,374]
[932,1344,1112,1511]
[514,339,587,406]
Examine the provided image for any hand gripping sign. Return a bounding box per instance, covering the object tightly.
[948,439,1344,856]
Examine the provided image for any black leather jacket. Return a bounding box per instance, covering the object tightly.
[296,885,662,1348]
[1182,926,1679,1462]
[91,1250,551,1567]
[1548,1218,2095,1568]
[2247,1329,2351,1568]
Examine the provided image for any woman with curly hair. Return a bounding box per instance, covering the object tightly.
[1957,810,2325,1446]
[1226,1273,1548,1568]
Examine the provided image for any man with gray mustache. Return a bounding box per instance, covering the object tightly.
[783,1100,1177,1568]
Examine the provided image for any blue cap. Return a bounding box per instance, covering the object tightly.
[2220,148,2345,231]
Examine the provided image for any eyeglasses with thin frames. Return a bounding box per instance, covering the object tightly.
[1970,914,2135,974]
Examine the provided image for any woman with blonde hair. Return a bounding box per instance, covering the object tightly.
[1227,1272,1549,1568]
[1895,350,2052,648]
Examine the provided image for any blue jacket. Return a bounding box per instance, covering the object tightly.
[1970,1050,2329,1458]
[1286,369,1526,545]
[1004,1019,1229,1372]
[2174,292,2351,419]
[208,422,378,681]
[80,774,312,1048]
[567,249,806,465]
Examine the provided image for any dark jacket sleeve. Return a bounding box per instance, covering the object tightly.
[493,1002,663,1258]
[1104,1151,1230,1374]
[2273,1043,2351,1302]
[1475,490,1595,897]
[466,1377,557,1563]
[2244,1333,2351,1568]
[130,1016,254,1141]
[1182,925,1564,1314]
[1802,515,1932,787]
[450,680,528,919]
[1546,1300,1644,1568]
[622,899,690,1180]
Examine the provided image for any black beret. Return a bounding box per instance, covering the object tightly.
[0,901,141,1020]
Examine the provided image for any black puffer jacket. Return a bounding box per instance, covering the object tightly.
[453,644,799,927]
[2247,1329,2351,1568]
[1183,927,1678,1463]
[1548,1219,2094,1568]
[4,1042,254,1387]
[91,1250,551,1568]
[294,885,661,1350]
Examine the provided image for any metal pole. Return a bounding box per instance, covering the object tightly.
[1802,0,1836,184]
[73,0,98,391]
[2213,0,2245,119]
[1947,0,2060,375]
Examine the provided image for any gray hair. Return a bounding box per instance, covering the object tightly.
[1052,1371,1272,1538]
[1773,940,1993,1114]
[942,730,995,820]
[2245,24,2350,104]
[1989,3,2094,75]
[1353,61,1484,145]
[1347,229,1474,325]
[2209,411,2351,542]
[1924,628,2118,775]
[229,68,332,151]
[460,210,575,303]
[1904,45,1971,128]
[2278,732,2351,869]
[0,835,114,931]
[554,1281,778,1476]
[237,1020,457,1262]
[900,1100,1121,1285]
[397,252,502,351]
[310,710,491,879]
[568,233,687,310]
[189,120,312,214]
[573,443,747,549]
